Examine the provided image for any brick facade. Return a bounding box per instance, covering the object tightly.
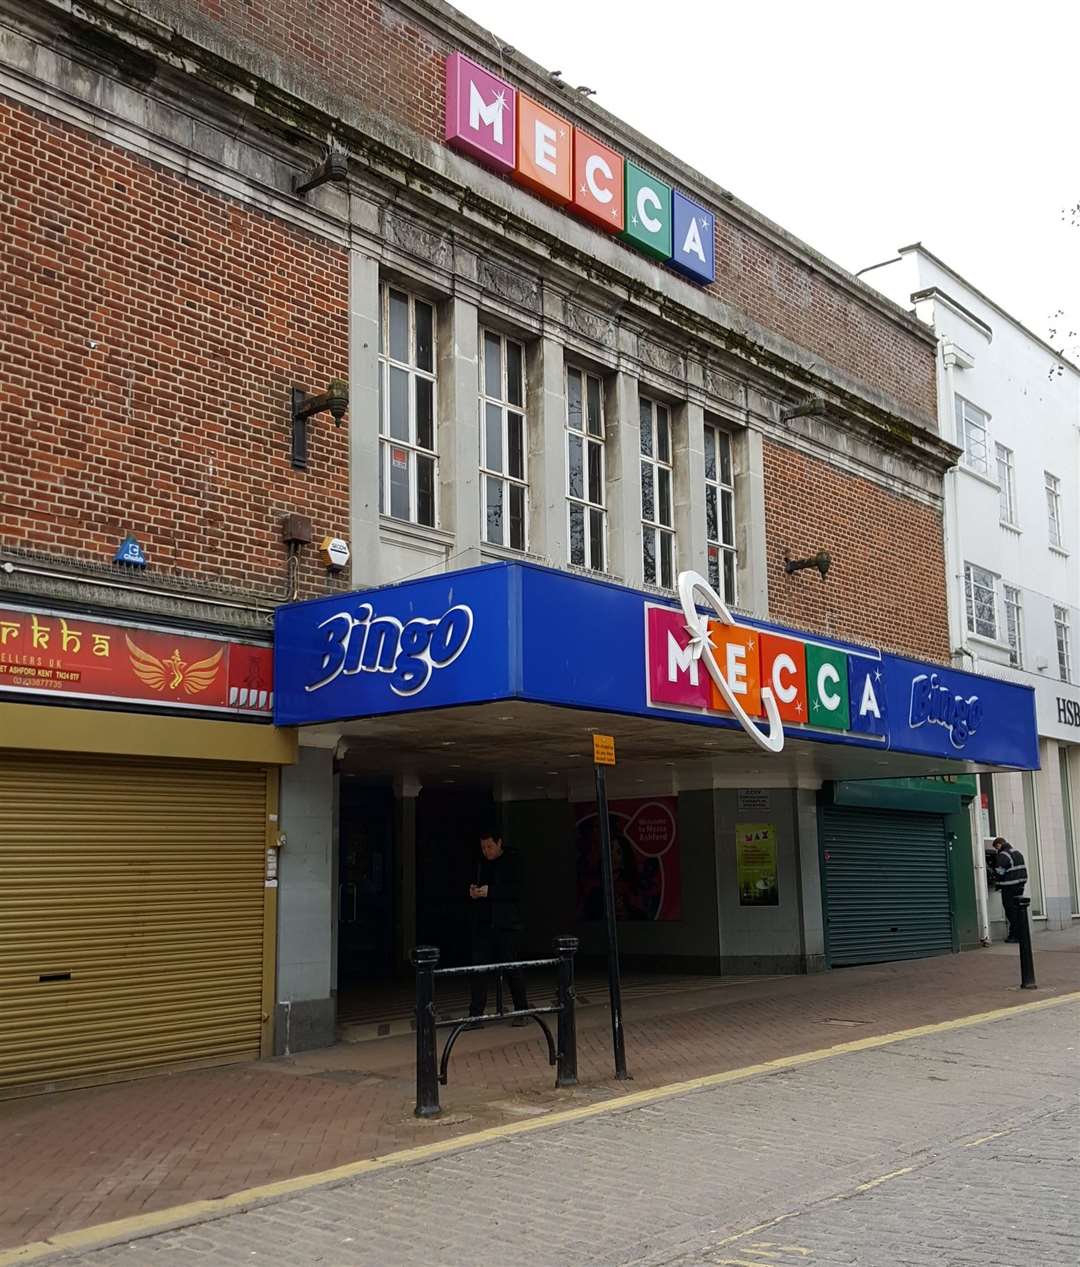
[0,98,350,602]
[763,439,950,661]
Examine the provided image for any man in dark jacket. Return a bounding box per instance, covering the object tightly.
[991,836,1029,943]
[468,830,529,1022]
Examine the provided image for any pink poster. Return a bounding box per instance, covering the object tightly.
[574,796,681,922]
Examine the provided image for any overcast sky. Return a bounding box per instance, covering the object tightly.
[455,0,1079,354]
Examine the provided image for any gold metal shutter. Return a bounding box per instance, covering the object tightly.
[0,753,267,1096]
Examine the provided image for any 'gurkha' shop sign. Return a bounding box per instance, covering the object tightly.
[445,52,716,285]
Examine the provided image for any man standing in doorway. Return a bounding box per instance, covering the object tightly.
[991,836,1029,943]
[468,830,529,1024]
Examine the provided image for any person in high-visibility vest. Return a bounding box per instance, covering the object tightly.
[991,836,1029,943]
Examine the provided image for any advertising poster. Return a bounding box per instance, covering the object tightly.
[736,822,779,907]
[574,796,681,922]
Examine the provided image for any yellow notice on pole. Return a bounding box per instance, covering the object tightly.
[592,734,616,766]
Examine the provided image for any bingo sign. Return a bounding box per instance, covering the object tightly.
[445,52,716,285]
[574,796,681,922]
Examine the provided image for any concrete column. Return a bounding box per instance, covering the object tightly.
[438,295,482,566]
[735,428,769,617]
[674,400,707,579]
[795,786,826,970]
[276,746,336,1054]
[348,249,381,587]
[526,336,567,566]
[393,774,421,973]
[1035,739,1075,929]
[605,371,643,585]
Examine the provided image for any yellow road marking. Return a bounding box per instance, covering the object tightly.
[1,990,1076,1267]
[963,1128,1011,1148]
[854,1165,915,1192]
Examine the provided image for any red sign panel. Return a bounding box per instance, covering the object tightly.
[0,607,273,716]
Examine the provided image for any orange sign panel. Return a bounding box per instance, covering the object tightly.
[707,621,763,717]
[572,130,625,231]
[516,94,572,204]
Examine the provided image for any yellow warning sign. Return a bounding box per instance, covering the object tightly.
[592,734,616,766]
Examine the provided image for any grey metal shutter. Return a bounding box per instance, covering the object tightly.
[821,806,953,967]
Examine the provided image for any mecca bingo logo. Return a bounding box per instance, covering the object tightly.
[304,602,474,697]
[909,672,981,750]
[646,574,888,747]
[445,53,716,285]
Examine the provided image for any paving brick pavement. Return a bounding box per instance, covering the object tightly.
[39,991,1080,1266]
[1,937,1077,1256]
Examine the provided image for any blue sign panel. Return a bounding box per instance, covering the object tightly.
[669,190,715,284]
[847,654,888,738]
[274,565,515,725]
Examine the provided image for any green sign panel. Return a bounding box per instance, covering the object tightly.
[806,643,850,730]
[622,161,672,260]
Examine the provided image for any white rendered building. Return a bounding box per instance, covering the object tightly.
[864,245,1080,935]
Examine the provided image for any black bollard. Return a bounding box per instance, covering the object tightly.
[412,945,441,1116]
[1016,897,1037,990]
[555,935,579,1088]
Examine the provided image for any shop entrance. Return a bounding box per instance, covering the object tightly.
[416,786,496,968]
[338,782,394,986]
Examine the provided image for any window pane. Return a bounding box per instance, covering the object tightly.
[415,378,434,451]
[484,332,502,398]
[659,531,674,589]
[568,433,584,499]
[656,407,670,463]
[643,530,656,584]
[721,489,734,546]
[639,401,653,455]
[508,412,525,480]
[586,375,603,437]
[641,460,655,522]
[567,368,583,431]
[389,290,409,364]
[485,475,503,545]
[389,444,410,520]
[415,300,434,373]
[718,431,732,485]
[389,366,409,440]
[706,485,718,544]
[589,508,604,572]
[723,551,736,605]
[485,402,503,472]
[658,466,672,527]
[569,501,585,566]
[379,440,386,512]
[509,483,525,551]
[378,361,386,435]
[587,440,603,506]
[417,455,435,527]
[708,545,720,591]
[703,426,716,482]
[506,340,524,407]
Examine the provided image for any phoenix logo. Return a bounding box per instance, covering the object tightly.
[126,635,223,695]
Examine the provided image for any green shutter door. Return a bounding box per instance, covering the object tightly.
[821,806,953,967]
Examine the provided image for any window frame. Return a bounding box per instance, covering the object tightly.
[479,327,529,553]
[377,284,438,528]
[996,443,1018,526]
[703,418,737,605]
[1045,471,1064,549]
[964,562,998,640]
[1055,604,1072,683]
[565,364,607,573]
[955,395,990,475]
[639,394,676,590]
[1003,584,1023,668]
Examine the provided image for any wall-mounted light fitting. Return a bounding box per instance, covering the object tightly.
[784,550,830,580]
[294,151,349,197]
[291,379,349,470]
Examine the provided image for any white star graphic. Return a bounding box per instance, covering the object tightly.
[684,616,714,661]
[492,90,508,115]
[795,701,803,715]
[747,637,756,651]
[631,215,638,227]
[580,183,588,195]
[874,670,882,682]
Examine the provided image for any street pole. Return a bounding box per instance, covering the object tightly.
[594,757,629,1080]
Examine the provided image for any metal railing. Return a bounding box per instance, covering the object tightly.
[411,936,579,1117]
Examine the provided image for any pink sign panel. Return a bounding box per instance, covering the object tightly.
[444,52,516,172]
[646,606,710,709]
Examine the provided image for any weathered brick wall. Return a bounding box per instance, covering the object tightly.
[0,98,350,602]
[176,0,936,421]
[763,440,950,661]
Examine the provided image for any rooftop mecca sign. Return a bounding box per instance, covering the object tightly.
[444,52,716,286]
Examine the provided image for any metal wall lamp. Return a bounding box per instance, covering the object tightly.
[291,379,349,470]
[294,152,349,197]
[784,550,831,580]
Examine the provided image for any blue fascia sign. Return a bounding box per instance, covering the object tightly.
[273,562,1039,771]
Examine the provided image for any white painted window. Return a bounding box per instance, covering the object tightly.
[964,563,997,639]
[1055,605,1072,683]
[1004,585,1023,668]
[480,329,527,551]
[955,396,989,475]
[704,419,737,604]
[640,396,675,588]
[378,286,437,526]
[996,443,1017,525]
[1046,471,1064,549]
[565,366,606,572]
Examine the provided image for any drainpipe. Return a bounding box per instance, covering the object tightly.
[970,798,991,945]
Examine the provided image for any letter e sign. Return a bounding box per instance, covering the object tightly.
[516,94,572,204]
